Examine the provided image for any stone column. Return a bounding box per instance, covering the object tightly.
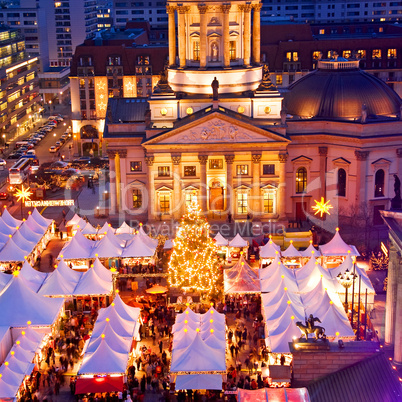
[394,253,402,364]
[385,244,399,346]
[225,154,235,217]
[252,4,262,65]
[172,154,182,219]
[251,154,261,216]
[167,6,176,67]
[318,146,328,199]
[278,152,288,219]
[177,5,188,69]
[117,149,127,212]
[221,3,231,68]
[145,154,155,221]
[198,154,208,213]
[198,4,208,69]
[241,3,252,67]
[355,150,369,206]
[397,148,402,179]
[107,150,117,214]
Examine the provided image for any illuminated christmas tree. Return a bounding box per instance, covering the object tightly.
[168,196,222,298]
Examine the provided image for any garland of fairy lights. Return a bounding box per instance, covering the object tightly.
[168,196,221,297]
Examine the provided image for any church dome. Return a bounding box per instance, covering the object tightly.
[285,60,401,121]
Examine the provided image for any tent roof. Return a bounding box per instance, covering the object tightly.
[10,230,37,253]
[18,223,43,243]
[228,233,248,248]
[282,242,302,258]
[1,209,22,228]
[65,213,81,227]
[214,232,228,247]
[72,267,112,296]
[224,255,260,294]
[121,235,156,258]
[92,318,135,339]
[0,237,31,262]
[54,259,82,284]
[91,258,113,282]
[98,222,114,234]
[20,261,47,289]
[319,303,354,337]
[91,232,123,258]
[170,333,226,372]
[260,240,281,258]
[138,226,158,248]
[58,235,92,260]
[176,374,222,391]
[79,339,129,375]
[237,388,310,402]
[176,307,200,323]
[31,208,53,227]
[163,239,174,249]
[38,267,76,296]
[319,230,360,257]
[116,221,133,234]
[86,331,131,354]
[0,275,64,326]
[0,219,16,236]
[268,320,301,353]
[300,243,321,257]
[0,271,12,291]
[80,222,98,235]
[107,294,141,322]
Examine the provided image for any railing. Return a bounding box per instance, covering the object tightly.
[318,60,360,70]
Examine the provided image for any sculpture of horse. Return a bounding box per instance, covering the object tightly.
[296,321,326,341]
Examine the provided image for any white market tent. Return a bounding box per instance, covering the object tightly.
[65,213,81,227]
[228,233,248,248]
[98,222,114,235]
[38,267,77,296]
[91,257,113,282]
[1,208,22,228]
[0,274,64,327]
[319,229,360,257]
[137,226,158,248]
[282,242,302,258]
[59,234,92,260]
[300,242,321,257]
[116,222,133,235]
[80,222,98,236]
[72,267,112,296]
[260,240,281,259]
[214,232,229,247]
[237,388,311,402]
[121,235,156,258]
[260,261,298,293]
[175,374,223,391]
[163,239,174,250]
[224,255,260,294]
[31,208,53,227]
[91,231,123,258]
[19,261,47,292]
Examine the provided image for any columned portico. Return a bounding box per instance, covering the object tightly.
[221,3,231,69]
[198,154,208,213]
[385,243,399,346]
[241,3,252,67]
[177,5,188,69]
[198,3,208,69]
[145,155,155,222]
[252,4,261,64]
[225,154,235,216]
[251,153,261,215]
[278,152,288,219]
[172,154,182,219]
[167,6,176,67]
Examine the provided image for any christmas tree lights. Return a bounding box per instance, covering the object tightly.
[168,196,222,298]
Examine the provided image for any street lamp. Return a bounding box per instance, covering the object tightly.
[337,269,357,314]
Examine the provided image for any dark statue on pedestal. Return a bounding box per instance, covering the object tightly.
[211,77,219,100]
[296,314,326,341]
[153,65,174,94]
[256,64,277,92]
[391,174,402,210]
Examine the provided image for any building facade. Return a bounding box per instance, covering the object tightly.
[100,0,402,228]
[0,27,41,141]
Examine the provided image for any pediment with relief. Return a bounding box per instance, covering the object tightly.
[150,117,284,145]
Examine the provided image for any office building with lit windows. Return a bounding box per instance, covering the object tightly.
[0,26,41,140]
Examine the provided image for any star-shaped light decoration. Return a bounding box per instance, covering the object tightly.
[125,81,134,92]
[15,185,33,204]
[312,197,333,217]
[98,102,107,111]
[96,82,106,91]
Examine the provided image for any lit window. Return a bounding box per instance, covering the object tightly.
[130,161,142,172]
[387,49,397,59]
[342,50,351,59]
[374,169,384,197]
[264,192,274,213]
[237,192,248,214]
[236,165,248,175]
[312,51,322,60]
[286,51,299,62]
[184,166,196,176]
[209,159,223,169]
[160,194,170,212]
[319,29,325,34]
[229,41,236,60]
[357,49,366,59]
[132,189,142,209]
[276,75,283,85]
[158,166,170,177]
[372,49,381,59]
[296,167,307,193]
[263,164,275,175]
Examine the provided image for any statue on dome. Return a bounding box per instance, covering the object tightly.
[211,77,219,100]
[361,104,368,124]
[256,64,277,92]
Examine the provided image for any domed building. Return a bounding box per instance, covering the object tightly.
[100,2,402,230]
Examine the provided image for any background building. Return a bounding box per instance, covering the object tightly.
[0,26,41,141]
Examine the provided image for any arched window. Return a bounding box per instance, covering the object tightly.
[375,169,385,197]
[296,167,307,193]
[337,168,346,197]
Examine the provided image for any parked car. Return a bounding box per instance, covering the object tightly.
[0,191,8,200]
[0,158,6,166]
[55,141,62,147]
[48,116,58,121]
[8,152,23,159]
[73,156,91,163]
[49,146,57,153]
